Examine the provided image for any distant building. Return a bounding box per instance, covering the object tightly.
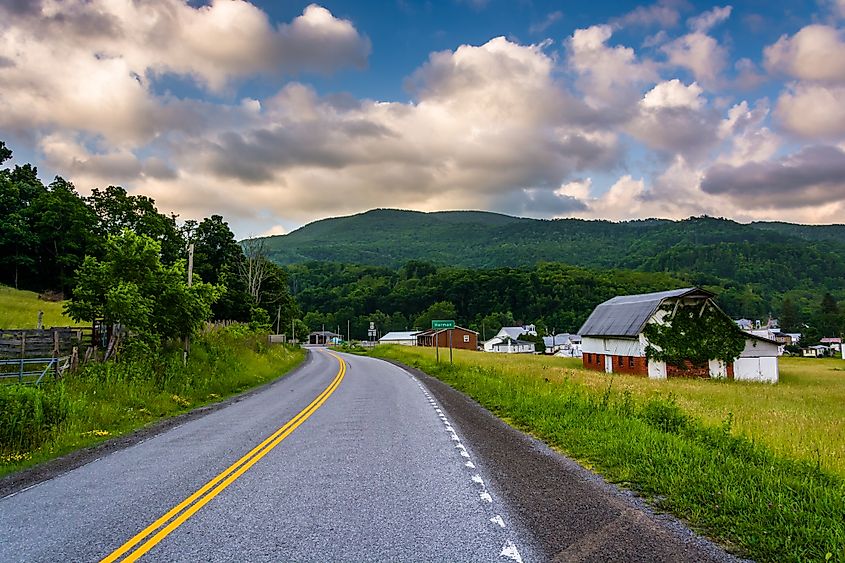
[485,335,535,354]
[483,325,537,353]
[308,331,342,345]
[378,331,420,346]
[416,326,478,350]
[802,345,830,358]
[820,337,842,353]
[542,333,582,357]
[579,288,779,383]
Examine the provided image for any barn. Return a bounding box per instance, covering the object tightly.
[416,326,478,350]
[579,288,779,383]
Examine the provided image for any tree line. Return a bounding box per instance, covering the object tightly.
[0,141,299,346]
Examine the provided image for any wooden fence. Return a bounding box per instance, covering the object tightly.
[0,327,92,384]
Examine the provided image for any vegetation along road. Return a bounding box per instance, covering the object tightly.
[0,347,741,562]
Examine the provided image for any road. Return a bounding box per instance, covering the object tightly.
[0,348,736,562]
[0,349,534,562]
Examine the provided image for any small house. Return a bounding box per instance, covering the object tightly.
[483,325,537,353]
[579,288,779,383]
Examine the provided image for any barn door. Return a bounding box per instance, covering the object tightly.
[604,355,613,373]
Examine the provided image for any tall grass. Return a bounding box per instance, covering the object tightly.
[0,327,304,476]
[373,346,845,562]
[0,285,75,329]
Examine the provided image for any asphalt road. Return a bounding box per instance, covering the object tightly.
[0,349,535,562]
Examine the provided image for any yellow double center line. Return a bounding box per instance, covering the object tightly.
[102,351,346,562]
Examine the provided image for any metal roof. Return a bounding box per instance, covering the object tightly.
[379,331,420,341]
[578,288,715,338]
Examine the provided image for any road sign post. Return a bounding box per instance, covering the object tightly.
[432,320,455,363]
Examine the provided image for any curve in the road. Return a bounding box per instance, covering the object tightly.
[102,350,346,563]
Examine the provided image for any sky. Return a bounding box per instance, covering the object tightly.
[1,0,845,237]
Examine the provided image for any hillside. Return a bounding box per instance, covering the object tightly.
[262,209,845,283]
[0,286,74,329]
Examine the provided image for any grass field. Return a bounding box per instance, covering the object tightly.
[405,351,845,477]
[0,329,304,478]
[0,285,75,329]
[371,345,845,562]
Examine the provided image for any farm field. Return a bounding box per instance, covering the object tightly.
[378,347,845,477]
[372,345,845,561]
[0,286,75,329]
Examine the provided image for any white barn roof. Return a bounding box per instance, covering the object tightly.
[578,288,715,338]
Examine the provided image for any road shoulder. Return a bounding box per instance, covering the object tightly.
[382,358,743,563]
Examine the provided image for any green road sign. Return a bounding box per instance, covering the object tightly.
[432,320,455,329]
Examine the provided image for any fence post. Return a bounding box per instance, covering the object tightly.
[53,329,60,379]
[19,331,26,383]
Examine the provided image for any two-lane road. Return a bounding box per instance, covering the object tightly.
[0,349,533,562]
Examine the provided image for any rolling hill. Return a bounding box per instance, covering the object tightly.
[261,209,845,283]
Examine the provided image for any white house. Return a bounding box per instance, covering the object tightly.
[483,325,537,353]
[579,288,779,383]
[485,335,535,354]
[378,331,420,346]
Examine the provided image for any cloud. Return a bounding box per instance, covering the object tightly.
[764,25,845,83]
[687,5,732,33]
[774,83,845,138]
[733,58,767,90]
[661,32,728,87]
[613,1,682,29]
[567,25,658,110]
[701,145,845,208]
[627,80,719,158]
[123,38,622,224]
[529,11,563,35]
[0,2,370,143]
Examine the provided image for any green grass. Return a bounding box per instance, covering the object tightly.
[0,285,75,329]
[371,346,845,562]
[0,328,304,477]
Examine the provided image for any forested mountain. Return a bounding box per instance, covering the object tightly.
[263,209,845,321]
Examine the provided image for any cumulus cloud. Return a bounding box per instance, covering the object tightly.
[701,145,845,209]
[121,38,622,224]
[567,25,658,110]
[0,2,370,143]
[775,83,845,138]
[764,25,845,82]
[661,32,728,87]
[627,80,719,159]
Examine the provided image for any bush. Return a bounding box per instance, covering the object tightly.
[0,383,69,452]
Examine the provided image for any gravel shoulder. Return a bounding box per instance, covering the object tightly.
[385,358,746,563]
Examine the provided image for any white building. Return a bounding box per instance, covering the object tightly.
[543,333,582,357]
[485,335,535,354]
[579,288,779,383]
[483,325,537,353]
[378,331,420,346]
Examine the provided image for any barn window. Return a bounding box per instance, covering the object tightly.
[629,356,635,368]
[618,356,623,366]
[463,335,470,343]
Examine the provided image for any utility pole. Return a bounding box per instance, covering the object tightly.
[292,319,295,344]
[347,319,350,342]
[183,243,194,366]
[276,305,281,336]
